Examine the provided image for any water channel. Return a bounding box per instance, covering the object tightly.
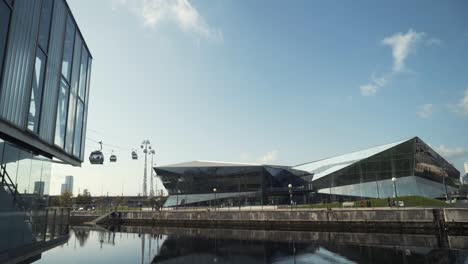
[36,226,468,263]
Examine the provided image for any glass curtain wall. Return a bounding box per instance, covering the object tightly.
[159,165,311,207]
[312,139,415,200]
[161,167,265,195]
[54,14,74,148]
[64,32,81,154]
[27,0,53,133]
[414,138,459,187]
[73,47,88,157]
[0,0,12,82]
[0,139,52,198]
[54,11,91,160]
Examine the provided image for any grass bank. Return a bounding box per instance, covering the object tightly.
[298,196,451,209]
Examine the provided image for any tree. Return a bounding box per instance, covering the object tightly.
[115,196,128,207]
[59,191,73,207]
[76,189,92,205]
[49,196,61,207]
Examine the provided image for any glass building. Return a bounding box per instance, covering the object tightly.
[156,137,460,207]
[155,161,311,207]
[294,137,459,201]
[0,0,92,260]
[0,0,92,166]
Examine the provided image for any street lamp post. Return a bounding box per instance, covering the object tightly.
[442,166,449,203]
[176,177,179,211]
[288,184,293,210]
[391,177,398,206]
[213,188,217,211]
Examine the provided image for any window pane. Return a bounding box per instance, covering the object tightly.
[70,33,81,94]
[27,48,46,133]
[65,33,82,154]
[61,15,75,81]
[4,0,14,7]
[73,101,83,157]
[54,79,69,148]
[80,58,92,159]
[64,93,75,153]
[37,0,53,52]
[78,48,88,100]
[0,0,11,78]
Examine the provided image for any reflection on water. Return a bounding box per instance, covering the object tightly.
[37,226,468,264]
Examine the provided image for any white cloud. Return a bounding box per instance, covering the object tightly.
[425,38,442,46]
[372,74,388,87]
[258,150,278,164]
[359,74,389,96]
[417,104,434,118]
[360,84,378,96]
[359,29,434,96]
[114,0,221,41]
[382,29,425,72]
[434,145,468,159]
[454,87,468,116]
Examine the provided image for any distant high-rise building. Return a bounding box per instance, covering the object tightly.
[33,181,45,196]
[463,162,468,185]
[60,176,74,195]
[462,174,468,185]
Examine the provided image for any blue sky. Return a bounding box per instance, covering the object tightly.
[52,0,468,195]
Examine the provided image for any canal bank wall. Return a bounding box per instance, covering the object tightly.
[87,207,468,233]
[112,225,468,250]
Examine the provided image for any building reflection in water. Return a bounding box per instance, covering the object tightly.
[73,228,90,247]
[42,226,468,264]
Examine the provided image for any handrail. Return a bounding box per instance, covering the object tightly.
[0,163,26,210]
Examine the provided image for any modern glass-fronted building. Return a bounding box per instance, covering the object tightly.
[0,0,92,260]
[155,161,311,207]
[156,137,460,207]
[0,0,92,166]
[294,137,459,201]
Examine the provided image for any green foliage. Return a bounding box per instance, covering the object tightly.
[298,202,343,209]
[366,196,451,207]
[115,196,128,206]
[49,196,61,207]
[298,196,451,209]
[59,191,73,207]
[75,189,93,205]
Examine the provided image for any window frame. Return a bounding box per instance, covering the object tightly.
[0,0,13,102]
[54,12,75,150]
[24,0,55,134]
[54,77,70,148]
[27,47,47,133]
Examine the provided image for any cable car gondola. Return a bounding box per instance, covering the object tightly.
[89,142,104,165]
[110,151,117,162]
[132,150,138,160]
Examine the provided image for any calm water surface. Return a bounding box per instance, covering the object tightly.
[37,226,468,263]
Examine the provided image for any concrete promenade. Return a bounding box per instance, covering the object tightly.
[80,207,468,234]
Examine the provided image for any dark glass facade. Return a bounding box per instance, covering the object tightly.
[156,162,310,207]
[311,139,415,191]
[414,137,459,187]
[158,137,461,207]
[0,0,92,166]
[294,137,460,201]
[0,0,89,260]
[0,0,11,81]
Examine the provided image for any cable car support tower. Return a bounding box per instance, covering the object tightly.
[141,140,152,197]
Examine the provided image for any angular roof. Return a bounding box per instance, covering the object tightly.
[293,137,413,181]
[156,160,262,168]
